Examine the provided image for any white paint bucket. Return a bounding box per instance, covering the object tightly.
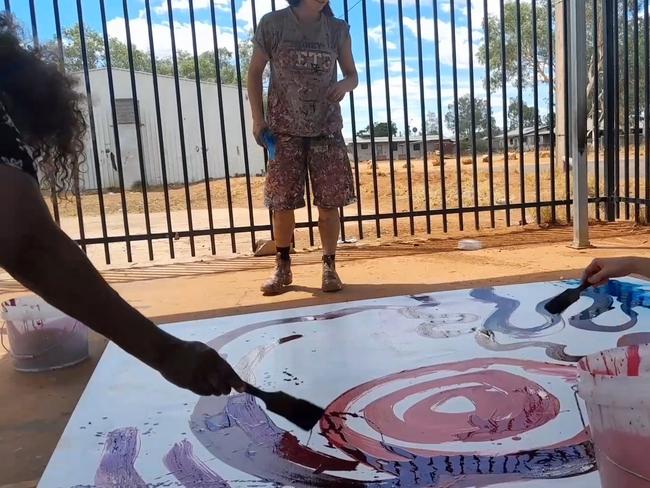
[457,239,482,251]
[577,343,650,487]
[0,296,89,372]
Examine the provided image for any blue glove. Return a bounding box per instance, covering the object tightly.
[261,129,276,160]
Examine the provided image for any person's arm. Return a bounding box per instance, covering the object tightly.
[247,47,269,146]
[0,165,242,395]
[582,256,650,287]
[326,35,359,103]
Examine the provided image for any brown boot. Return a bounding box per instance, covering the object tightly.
[322,255,343,292]
[261,255,293,295]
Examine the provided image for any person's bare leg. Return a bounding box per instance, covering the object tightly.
[261,210,295,295]
[318,207,343,292]
[273,209,295,248]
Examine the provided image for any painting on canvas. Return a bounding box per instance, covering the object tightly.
[38,278,650,487]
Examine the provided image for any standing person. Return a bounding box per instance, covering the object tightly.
[0,14,243,396]
[247,0,359,295]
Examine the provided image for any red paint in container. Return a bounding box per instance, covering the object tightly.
[578,343,650,487]
[1,296,89,372]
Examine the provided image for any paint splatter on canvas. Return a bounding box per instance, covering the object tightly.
[39,278,650,487]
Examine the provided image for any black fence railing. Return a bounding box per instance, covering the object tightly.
[2,0,648,265]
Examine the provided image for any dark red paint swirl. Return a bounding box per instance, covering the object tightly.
[322,358,587,461]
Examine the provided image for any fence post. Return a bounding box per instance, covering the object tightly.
[602,0,617,221]
[555,0,567,170]
[568,0,590,248]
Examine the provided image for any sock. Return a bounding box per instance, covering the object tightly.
[277,246,291,261]
[323,254,336,266]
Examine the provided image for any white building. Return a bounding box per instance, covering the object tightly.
[347,135,456,161]
[75,68,264,191]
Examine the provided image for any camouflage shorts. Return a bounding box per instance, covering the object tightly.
[264,132,357,211]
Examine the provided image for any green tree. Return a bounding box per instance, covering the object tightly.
[478,0,648,133]
[425,111,439,135]
[445,96,498,152]
[108,37,152,73]
[49,24,254,87]
[477,1,551,91]
[357,121,398,138]
[445,96,496,137]
[54,25,105,71]
[507,98,538,130]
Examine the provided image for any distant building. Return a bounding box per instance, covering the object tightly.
[73,68,264,192]
[346,135,456,161]
[492,125,554,152]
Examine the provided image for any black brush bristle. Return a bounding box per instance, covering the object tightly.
[264,391,325,431]
[245,383,325,430]
[544,288,579,315]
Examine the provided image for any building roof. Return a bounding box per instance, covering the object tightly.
[347,135,454,144]
[506,125,552,138]
[80,67,241,89]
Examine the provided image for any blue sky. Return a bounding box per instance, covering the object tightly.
[6,0,550,138]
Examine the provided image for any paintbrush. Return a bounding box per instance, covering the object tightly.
[243,382,325,431]
[544,281,591,315]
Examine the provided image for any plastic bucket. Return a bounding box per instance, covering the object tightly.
[0,296,89,372]
[577,343,650,487]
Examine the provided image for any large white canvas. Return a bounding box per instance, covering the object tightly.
[39,278,650,487]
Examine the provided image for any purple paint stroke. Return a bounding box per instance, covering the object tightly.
[618,332,650,347]
[470,287,564,339]
[475,329,582,363]
[469,287,583,362]
[95,427,146,488]
[191,393,391,487]
[207,296,440,360]
[569,284,636,332]
[164,439,230,488]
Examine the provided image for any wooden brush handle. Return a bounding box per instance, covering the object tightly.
[578,281,591,292]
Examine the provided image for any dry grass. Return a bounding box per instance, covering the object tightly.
[44,148,649,230]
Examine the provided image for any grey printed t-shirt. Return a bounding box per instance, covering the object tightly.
[253,7,350,137]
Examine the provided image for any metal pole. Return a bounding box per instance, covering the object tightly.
[568,0,590,248]
[555,0,567,174]
[603,0,617,220]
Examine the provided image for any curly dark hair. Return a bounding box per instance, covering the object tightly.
[0,12,86,194]
[287,0,334,17]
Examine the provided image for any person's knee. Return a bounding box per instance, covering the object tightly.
[318,207,339,224]
[274,209,295,222]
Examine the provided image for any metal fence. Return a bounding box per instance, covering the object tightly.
[2,0,648,264]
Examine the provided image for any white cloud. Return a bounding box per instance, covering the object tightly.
[341,73,510,137]
[106,16,235,58]
[153,0,226,15]
[373,0,417,5]
[236,0,274,33]
[356,57,385,72]
[353,75,470,121]
[403,16,483,70]
[367,24,398,50]
[388,61,414,73]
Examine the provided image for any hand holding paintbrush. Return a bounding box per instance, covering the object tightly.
[545,257,650,315]
[582,257,649,287]
[158,341,324,430]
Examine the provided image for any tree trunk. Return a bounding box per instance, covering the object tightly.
[586,3,606,147]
